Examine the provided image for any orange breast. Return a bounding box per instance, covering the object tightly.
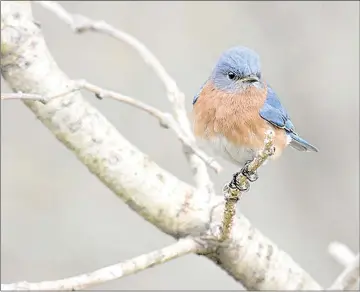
[192,81,288,157]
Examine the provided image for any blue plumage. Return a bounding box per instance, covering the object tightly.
[259,86,293,131]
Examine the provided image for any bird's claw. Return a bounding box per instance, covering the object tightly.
[226,160,259,194]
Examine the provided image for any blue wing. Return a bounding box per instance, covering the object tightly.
[259,86,295,132]
[193,81,207,105]
[259,86,318,152]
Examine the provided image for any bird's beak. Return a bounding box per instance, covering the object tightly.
[239,75,259,83]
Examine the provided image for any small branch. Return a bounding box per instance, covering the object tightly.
[220,130,275,241]
[35,0,218,193]
[328,241,357,267]
[1,87,79,102]
[78,80,221,173]
[328,242,360,290]
[328,253,359,290]
[1,92,43,101]
[1,237,203,291]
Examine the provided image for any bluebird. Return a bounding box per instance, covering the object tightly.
[192,46,318,189]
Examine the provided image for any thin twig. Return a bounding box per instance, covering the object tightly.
[78,80,221,172]
[328,253,360,290]
[35,0,219,192]
[1,92,44,101]
[220,130,275,241]
[1,80,221,173]
[328,241,357,267]
[1,237,204,291]
[1,88,78,101]
[327,242,360,291]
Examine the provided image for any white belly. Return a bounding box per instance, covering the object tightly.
[198,135,257,167]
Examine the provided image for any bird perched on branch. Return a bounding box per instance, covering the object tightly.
[192,46,318,189]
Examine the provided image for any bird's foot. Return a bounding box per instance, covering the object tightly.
[227,160,258,193]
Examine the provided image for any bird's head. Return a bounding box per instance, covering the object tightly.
[210,46,263,93]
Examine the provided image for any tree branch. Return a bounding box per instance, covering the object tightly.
[329,254,359,290]
[328,242,360,290]
[1,237,204,291]
[328,241,357,267]
[1,1,322,290]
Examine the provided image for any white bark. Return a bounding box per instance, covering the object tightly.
[328,254,359,290]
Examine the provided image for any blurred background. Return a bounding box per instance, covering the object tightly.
[1,1,359,290]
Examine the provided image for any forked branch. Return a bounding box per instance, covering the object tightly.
[35,0,219,193]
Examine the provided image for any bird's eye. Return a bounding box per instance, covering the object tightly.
[227,72,236,80]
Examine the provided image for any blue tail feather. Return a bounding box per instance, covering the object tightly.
[289,132,318,152]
